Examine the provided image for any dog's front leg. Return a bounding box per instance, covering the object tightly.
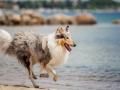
[27,58,39,88]
[45,64,58,82]
[40,70,49,78]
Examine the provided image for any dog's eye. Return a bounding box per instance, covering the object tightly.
[56,34,65,39]
[66,37,69,39]
[60,34,64,38]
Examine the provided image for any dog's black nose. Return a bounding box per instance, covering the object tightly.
[73,44,76,47]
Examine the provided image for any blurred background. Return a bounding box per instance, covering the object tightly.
[0,0,120,90]
[0,0,120,25]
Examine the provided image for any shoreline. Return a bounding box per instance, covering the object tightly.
[0,84,56,90]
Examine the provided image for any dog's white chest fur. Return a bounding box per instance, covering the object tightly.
[47,33,69,66]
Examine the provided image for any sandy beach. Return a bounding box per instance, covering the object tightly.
[0,85,56,90]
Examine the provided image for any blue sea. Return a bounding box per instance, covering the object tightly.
[0,11,120,90]
[40,11,120,23]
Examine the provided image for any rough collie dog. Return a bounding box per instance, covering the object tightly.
[0,26,76,88]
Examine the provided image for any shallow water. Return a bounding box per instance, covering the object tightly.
[0,24,120,90]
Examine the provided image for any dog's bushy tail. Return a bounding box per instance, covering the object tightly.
[0,29,12,55]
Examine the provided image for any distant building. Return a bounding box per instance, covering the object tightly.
[0,1,5,8]
[12,4,20,10]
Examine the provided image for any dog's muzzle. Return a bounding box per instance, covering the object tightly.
[71,42,76,47]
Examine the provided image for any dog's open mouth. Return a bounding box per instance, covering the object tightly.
[64,43,72,52]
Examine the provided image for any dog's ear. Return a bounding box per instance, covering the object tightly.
[56,27,63,34]
[66,26,69,32]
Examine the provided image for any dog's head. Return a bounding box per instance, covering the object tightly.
[55,26,76,52]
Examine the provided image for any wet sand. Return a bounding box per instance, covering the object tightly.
[0,85,55,90]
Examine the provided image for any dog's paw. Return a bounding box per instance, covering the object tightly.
[40,73,49,78]
[53,74,57,82]
[34,85,39,88]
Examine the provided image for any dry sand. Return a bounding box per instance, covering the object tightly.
[0,85,56,90]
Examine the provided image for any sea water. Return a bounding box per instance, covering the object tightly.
[0,24,120,90]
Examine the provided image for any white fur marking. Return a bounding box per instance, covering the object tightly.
[47,33,69,66]
[0,29,12,54]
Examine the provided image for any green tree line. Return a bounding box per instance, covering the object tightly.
[1,0,120,9]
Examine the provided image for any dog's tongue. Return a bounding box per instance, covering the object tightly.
[64,44,72,52]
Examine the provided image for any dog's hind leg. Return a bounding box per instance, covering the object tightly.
[27,58,39,88]
[32,71,37,79]
[27,65,39,88]
[45,64,57,82]
[16,51,38,87]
